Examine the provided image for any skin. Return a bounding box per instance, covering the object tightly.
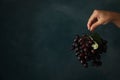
[87,9,120,32]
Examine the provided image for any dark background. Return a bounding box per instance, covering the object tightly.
[1,0,120,80]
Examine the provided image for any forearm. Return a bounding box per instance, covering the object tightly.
[111,12,120,28]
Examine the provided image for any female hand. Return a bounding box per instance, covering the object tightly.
[87,10,120,32]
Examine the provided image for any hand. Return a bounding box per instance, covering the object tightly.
[87,10,120,32]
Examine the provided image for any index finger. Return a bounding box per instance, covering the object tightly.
[87,12,97,30]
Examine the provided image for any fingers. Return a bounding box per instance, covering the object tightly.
[87,10,105,32]
[90,21,102,32]
[87,10,98,30]
[87,10,112,32]
[87,16,97,30]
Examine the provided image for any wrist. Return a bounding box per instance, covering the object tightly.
[111,12,120,27]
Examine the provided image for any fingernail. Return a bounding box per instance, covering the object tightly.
[88,28,90,30]
[88,27,90,30]
[87,25,90,30]
[90,27,92,31]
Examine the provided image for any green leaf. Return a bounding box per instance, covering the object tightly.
[90,32,102,44]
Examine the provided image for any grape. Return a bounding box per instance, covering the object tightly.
[79,53,85,57]
[91,50,96,54]
[72,33,107,68]
[77,56,81,60]
[88,40,93,44]
[75,48,79,52]
[85,43,89,47]
[80,59,86,64]
[83,48,87,52]
[75,52,80,56]
[84,55,90,61]
[78,38,82,43]
[83,63,88,68]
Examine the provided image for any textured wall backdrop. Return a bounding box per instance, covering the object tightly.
[0,0,120,80]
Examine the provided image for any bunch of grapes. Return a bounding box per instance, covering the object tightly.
[72,33,107,68]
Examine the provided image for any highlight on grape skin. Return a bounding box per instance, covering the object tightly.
[72,33,107,68]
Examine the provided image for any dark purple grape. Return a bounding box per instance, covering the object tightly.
[84,55,90,61]
[75,52,80,56]
[91,50,96,54]
[85,43,89,47]
[74,43,78,47]
[79,53,85,57]
[72,43,75,47]
[83,48,88,52]
[74,38,78,42]
[81,44,86,49]
[83,63,88,68]
[79,49,83,53]
[80,59,86,64]
[102,39,107,44]
[75,34,79,39]
[74,48,79,53]
[86,56,91,61]
[88,40,93,44]
[78,38,82,43]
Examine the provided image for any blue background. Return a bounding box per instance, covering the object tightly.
[1,0,120,80]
